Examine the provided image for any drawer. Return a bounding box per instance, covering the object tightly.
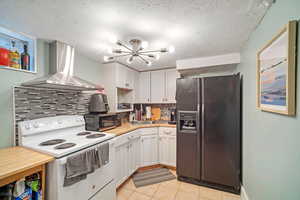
[140,128,158,136]
[159,127,176,136]
[113,130,141,146]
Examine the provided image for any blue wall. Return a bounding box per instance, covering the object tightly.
[238,1,300,199]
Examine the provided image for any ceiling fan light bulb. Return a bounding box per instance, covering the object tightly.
[127,57,133,64]
[155,54,160,60]
[141,41,149,49]
[168,46,175,53]
[146,61,152,66]
[113,49,122,53]
[103,56,111,62]
[160,48,168,53]
[107,47,113,54]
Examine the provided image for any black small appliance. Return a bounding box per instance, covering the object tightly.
[84,93,121,131]
[168,108,177,124]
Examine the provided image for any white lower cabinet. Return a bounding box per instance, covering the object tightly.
[114,130,141,188]
[158,127,176,167]
[114,127,176,188]
[140,134,158,167]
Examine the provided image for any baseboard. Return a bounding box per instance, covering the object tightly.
[241,186,250,200]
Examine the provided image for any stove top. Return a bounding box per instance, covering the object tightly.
[77,131,92,136]
[55,143,77,149]
[18,115,115,158]
[39,139,66,146]
[86,134,106,139]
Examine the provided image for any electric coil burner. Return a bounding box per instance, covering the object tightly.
[86,134,106,139]
[39,139,66,146]
[55,143,76,149]
[77,131,92,136]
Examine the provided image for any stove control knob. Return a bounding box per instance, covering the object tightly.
[58,120,63,124]
[33,123,40,128]
[25,124,31,130]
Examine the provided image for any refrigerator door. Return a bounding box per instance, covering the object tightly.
[176,78,201,180]
[201,75,240,190]
[176,78,199,111]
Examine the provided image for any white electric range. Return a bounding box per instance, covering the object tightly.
[18,115,116,200]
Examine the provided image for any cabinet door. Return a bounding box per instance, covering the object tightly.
[127,142,135,175]
[138,72,151,103]
[116,64,127,89]
[125,67,135,90]
[150,70,165,103]
[132,137,141,171]
[141,135,158,167]
[115,143,128,187]
[133,70,140,103]
[165,69,179,103]
[158,135,169,165]
[168,136,176,167]
[116,64,134,90]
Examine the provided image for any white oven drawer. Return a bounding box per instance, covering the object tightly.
[89,180,116,200]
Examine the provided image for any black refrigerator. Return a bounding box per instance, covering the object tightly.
[176,74,241,194]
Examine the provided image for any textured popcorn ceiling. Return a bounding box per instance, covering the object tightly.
[0,0,271,71]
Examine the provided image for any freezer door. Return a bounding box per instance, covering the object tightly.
[176,78,201,180]
[176,78,198,111]
[201,75,240,190]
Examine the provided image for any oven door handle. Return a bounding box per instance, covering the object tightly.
[58,141,114,165]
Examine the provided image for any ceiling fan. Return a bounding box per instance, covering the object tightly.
[103,38,175,66]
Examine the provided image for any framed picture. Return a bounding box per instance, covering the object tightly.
[257,21,297,116]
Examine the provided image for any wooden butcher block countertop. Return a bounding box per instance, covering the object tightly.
[105,123,176,136]
[0,146,54,181]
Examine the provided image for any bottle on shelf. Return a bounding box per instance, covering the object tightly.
[21,44,30,70]
[9,40,21,69]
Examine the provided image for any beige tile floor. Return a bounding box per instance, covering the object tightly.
[117,170,240,200]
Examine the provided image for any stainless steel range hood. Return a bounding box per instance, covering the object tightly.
[22,41,104,91]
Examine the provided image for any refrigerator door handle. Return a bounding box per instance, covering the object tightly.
[201,78,205,180]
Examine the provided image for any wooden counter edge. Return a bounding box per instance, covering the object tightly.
[105,123,176,136]
[0,146,54,181]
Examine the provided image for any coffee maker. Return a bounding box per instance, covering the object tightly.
[168,108,177,124]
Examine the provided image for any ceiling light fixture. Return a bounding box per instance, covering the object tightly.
[103,38,175,66]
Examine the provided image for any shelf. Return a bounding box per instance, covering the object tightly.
[0,66,36,74]
[0,26,36,73]
[116,109,133,113]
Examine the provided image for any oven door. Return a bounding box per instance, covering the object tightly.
[46,141,115,200]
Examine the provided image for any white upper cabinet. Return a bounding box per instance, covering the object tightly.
[165,69,180,103]
[138,72,151,103]
[150,69,179,103]
[150,70,165,103]
[116,64,134,90]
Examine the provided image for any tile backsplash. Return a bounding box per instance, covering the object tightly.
[14,86,94,144]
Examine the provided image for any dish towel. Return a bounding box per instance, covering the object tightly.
[97,142,109,167]
[64,151,89,187]
[64,143,109,187]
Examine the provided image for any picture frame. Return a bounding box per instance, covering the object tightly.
[257,21,297,116]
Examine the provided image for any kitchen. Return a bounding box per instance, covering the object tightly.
[0,1,300,200]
